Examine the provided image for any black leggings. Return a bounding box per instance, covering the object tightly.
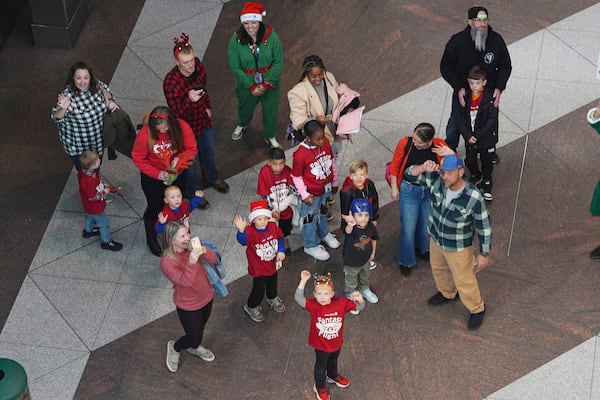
[140,170,188,228]
[247,273,278,308]
[314,348,341,389]
[279,217,292,237]
[174,300,213,352]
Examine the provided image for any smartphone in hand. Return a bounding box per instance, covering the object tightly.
[190,237,202,250]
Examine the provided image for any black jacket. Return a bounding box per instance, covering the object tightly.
[440,26,512,91]
[455,87,498,149]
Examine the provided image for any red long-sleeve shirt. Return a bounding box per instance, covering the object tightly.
[160,249,216,311]
[131,118,197,179]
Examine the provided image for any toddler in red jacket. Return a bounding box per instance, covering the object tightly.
[77,150,122,251]
[155,185,204,235]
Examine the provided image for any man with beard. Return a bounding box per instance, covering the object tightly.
[406,154,491,330]
[440,6,512,157]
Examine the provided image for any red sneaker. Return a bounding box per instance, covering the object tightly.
[313,384,330,400]
[326,374,350,388]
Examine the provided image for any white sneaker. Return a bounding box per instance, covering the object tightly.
[166,340,180,372]
[322,233,340,249]
[187,345,215,362]
[231,125,246,140]
[265,137,282,148]
[360,288,379,304]
[304,245,330,261]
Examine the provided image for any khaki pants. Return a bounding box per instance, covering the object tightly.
[429,238,484,313]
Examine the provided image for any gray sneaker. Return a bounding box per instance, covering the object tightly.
[231,125,246,140]
[266,296,286,313]
[187,345,215,362]
[244,304,265,322]
[166,340,180,373]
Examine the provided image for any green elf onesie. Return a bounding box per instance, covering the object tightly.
[228,24,283,139]
[587,106,600,215]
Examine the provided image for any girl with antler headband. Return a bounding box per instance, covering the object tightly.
[295,270,364,400]
[132,106,197,257]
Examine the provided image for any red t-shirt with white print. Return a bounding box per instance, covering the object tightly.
[292,140,335,197]
[304,296,356,353]
[257,163,294,220]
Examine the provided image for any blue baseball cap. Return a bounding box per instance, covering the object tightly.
[439,154,464,171]
[350,198,373,218]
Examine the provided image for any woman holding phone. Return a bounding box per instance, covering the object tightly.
[161,220,217,373]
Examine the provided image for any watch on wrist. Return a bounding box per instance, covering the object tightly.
[480,252,489,257]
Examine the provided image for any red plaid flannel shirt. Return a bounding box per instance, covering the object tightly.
[163,57,212,137]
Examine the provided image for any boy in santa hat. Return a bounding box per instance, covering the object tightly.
[234,200,286,322]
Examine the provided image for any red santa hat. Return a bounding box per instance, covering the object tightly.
[240,2,266,23]
[248,200,271,222]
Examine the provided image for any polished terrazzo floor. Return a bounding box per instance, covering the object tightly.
[1,1,600,399]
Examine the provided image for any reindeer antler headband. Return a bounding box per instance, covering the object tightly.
[313,272,334,289]
[173,32,193,57]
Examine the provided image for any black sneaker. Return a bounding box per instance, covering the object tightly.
[213,180,230,193]
[101,240,123,251]
[481,181,493,201]
[427,291,458,306]
[82,227,100,238]
[468,310,485,330]
[399,264,412,276]
[147,237,162,257]
[469,173,482,186]
[590,245,600,260]
[198,198,210,210]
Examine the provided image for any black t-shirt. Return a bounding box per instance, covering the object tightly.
[342,222,379,267]
[405,146,438,169]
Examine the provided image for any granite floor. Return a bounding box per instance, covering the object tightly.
[1,0,600,399]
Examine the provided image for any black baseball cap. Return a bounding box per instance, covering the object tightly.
[468,6,488,19]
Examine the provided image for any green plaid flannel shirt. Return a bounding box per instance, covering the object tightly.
[406,167,491,253]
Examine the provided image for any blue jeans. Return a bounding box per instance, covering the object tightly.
[300,193,330,248]
[397,180,430,267]
[85,211,111,243]
[186,127,219,196]
[445,91,461,151]
[197,126,219,183]
[203,262,228,298]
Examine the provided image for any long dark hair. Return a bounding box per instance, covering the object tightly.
[147,106,185,152]
[66,61,100,95]
[237,22,266,45]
